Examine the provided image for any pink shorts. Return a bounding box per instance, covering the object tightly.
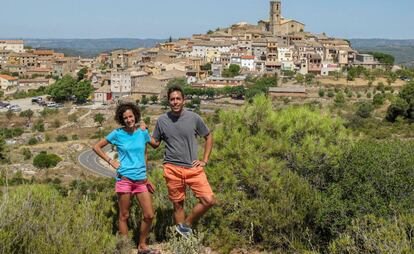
[115,178,148,194]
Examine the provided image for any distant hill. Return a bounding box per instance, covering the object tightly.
[350,39,414,66]
[23,38,167,57]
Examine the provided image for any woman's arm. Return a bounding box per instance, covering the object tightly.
[93,139,120,169]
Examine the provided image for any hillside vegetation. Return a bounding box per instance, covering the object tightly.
[1,95,414,253]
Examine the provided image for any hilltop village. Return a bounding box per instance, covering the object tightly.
[0,0,386,103]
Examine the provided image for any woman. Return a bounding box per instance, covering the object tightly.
[93,102,159,254]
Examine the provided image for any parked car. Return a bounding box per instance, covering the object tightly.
[31,96,43,104]
[0,101,10,109]
[9,104,21,112]
[46,102,57,108]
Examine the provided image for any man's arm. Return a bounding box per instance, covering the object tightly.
[192,132,213,167]
[148,136,161,149]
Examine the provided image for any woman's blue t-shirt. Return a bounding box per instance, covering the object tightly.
[105,128,150,181]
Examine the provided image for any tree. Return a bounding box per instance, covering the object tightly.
[141,95,149,105]
[200,63,212,71]
[33,151,62,169]
[334,91,346,106]
[205,88,216,99]
[347,68,357,81]
[399,81,414,114]
[356,101,374,118]
[161,98,169,110]
[295,73,304,84]
[222,64,240,78]
[73,80,93,102]
[150,95,158,104]
[94,113,105,127]
[167,77,187,88]
[48,75,77,102]
[305,73,315,86]
[20,109,34,123]
[373,93,385,107]
[386,81,414,121]
[368,51,395,66]
[386,97,409,122]
[77,67,88,81]
[318,88,325,97]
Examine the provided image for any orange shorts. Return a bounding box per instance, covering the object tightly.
[163,163,214,202]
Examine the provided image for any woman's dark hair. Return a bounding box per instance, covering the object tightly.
[114,102,141,126]
[167,85,185,100]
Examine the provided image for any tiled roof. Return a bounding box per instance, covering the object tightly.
[0,40,24,44]
[0,74,18,81]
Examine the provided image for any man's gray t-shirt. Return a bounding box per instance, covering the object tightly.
[153,109,210,168]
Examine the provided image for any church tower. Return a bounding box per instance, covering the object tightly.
[269,0,281,36]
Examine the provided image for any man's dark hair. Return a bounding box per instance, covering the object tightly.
[114,102,141,126]
[167,85,185,100]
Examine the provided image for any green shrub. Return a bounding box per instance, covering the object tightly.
[373,93,385,106]
[33,151,62,169]
[0,128,24,139]
[71,134,79,140]
[329,215,412,253]
[28,137,38,145]
[318,88,325,97]
[356,101,374,118]
[55,135,68,142]
[334,91,346,106]
[32,119,45,132]
[317,140,414,239]
[201,95,350,252]
[0,184,123,253]
[21,148,32,160]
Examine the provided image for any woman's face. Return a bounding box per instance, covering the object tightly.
[122,109,136,128]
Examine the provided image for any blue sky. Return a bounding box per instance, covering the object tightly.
[1,0,413,39]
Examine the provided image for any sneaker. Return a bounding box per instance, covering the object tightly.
[175,223,193,238]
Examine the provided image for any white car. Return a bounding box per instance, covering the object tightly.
[9,105,22,112]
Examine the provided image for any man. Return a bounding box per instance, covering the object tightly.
[150,85,216,237]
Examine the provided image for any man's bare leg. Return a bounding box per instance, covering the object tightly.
[185,195,216,226]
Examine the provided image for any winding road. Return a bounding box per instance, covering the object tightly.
[78,147,115,178]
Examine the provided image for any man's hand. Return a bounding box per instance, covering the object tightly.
[192,160,207,168]
[139,120,147,131]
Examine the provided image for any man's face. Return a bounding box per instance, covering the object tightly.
[168,91,184,114]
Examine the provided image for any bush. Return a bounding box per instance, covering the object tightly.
[317,140,414,239]
[318,88,325,97]
[0,128,24,139]
[55,135,68,142]
[202,96,351,252]
[71,134,79,140]
[21,148,32,160]
[28,137,38,145]
[356,101,374,118]
[386,97,409,122]
[329,215,412,253]
[32,119,45,132]
[334,91,346,106]
[33,151,62,169]
[372,93,385,106]
[0,184,122,253]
